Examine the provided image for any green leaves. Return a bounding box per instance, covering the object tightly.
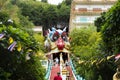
[0,23,45,80]
[70,26,102,59]
[0,11,9,26]
[0,1,46,80]
[69,26,111,79]
[99,1,120,55]
[16,0,70,32]
[0,67,11,80]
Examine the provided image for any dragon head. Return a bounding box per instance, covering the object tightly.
[44,27,70,54]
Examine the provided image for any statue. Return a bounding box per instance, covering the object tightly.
[44,27,71,63]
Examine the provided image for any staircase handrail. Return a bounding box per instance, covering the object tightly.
[69,60,85,80]
[45,60,52,80]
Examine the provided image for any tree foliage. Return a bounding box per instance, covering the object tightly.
[70,26,116,80]
[15,0,71,34]
[0,0,34,30]
[70,26,101,59]
[57,3,70,26]
[95,0,120,55]
[0,11,9,25]
[62,0,72,6]
[41,0,47,3]
[0,24,45,80]
[0,0,8,10]
[0,4,45,80]
[87,1,120,79]
[94,12,106,32]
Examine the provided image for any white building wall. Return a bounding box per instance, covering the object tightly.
[69,0,117,31]
[73,4,113,24]
[75,5,113,11]
[74,16,99,23]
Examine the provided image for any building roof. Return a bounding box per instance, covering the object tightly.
[33,26,42,32]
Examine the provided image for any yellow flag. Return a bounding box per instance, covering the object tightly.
[17,42,21,51]
[9,37,13,44]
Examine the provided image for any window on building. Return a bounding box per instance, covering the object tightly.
[107,0,117,1]
[80,17,87,22]
[76,16,95,23]
[73,8,76,11]
[90,0,102,1]
[78,8,87,12]
[93,8,102,12]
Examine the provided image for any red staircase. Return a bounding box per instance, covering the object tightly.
[49,64,75,80]
[50,64,60,80]
[66,66,75,80]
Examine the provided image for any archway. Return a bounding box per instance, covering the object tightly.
[53,53,60,64]
[52,52,69,64]
[62,52,68,63]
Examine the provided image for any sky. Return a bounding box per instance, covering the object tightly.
[48,0,63,5]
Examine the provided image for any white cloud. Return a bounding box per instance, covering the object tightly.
[48,0,63,5]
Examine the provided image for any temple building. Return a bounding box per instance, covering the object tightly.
[69,0,117,32]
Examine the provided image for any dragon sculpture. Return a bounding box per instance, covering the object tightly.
[44,27,71,63]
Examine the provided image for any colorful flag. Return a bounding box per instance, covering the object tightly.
[0,33,4,39]
[17,42,21,51]
[9,37,13,44]
[115,54,120,60]
[8,41,17,51]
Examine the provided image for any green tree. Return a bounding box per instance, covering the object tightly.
[57,3,70,29]
[70,26,100,59]
[34,32,45,54]
[42,4,57,31]
[62,0,72,6]
[99,0,120,55]
[0,10,45,80]
[0,11,9,25]
[0,25,45,80]
[15,0,71,33]
[41,0,47,3]
[1,0,34,30]
[94,12,106,32]
[0,0,8,10]
[17,1,44,26]
[69,26,115,80]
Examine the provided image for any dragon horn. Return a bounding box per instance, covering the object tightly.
[63,27,66,32]
[48,29,51,33]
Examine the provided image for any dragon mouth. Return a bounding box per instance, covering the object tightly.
[52,52,69,63]
[50,47,70,54]
[46,47,70,63]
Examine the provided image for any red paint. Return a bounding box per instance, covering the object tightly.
[56,37,65,50]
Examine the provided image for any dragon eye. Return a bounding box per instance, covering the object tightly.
[61,32,68,42]
[52,31,59,41]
